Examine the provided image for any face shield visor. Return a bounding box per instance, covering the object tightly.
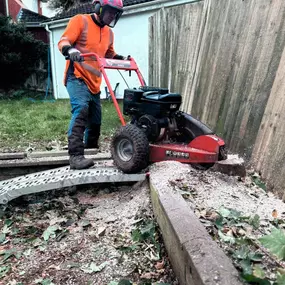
[99,5,123,28]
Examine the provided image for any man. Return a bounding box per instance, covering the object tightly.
[58,0,127,170]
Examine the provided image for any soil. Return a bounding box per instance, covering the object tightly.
[0,181,178,285]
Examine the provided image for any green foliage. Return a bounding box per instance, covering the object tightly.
[0,98,125,151]
[131,220,156,243]
[48,0,89,11]
[0,16,47,91]
[259,228,285,260]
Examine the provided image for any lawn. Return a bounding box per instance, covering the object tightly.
[0,97,125,152]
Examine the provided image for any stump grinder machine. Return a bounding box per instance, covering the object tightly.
[81,53,227,173]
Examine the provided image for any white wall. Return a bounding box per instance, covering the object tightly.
[22,0,37,12]
[41,2,58,17]
[49,11,153,99]
[22,0,57,17]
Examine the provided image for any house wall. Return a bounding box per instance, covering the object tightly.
[28,26,49,43]
[22,0,38,13]
[8,0,23,20]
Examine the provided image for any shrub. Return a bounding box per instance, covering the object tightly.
[0,16,47,90]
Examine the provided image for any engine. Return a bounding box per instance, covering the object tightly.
[123,87,182,141]
[123,87,182,118]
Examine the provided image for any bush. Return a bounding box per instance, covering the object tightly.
[0,16,47,90]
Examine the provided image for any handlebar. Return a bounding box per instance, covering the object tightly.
[65,53,132,62]
[64,52,146,126]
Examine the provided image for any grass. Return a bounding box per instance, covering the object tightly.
[0,97,126,151]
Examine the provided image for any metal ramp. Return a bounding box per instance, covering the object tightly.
[0,162,147,204]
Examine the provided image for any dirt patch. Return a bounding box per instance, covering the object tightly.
[150,161,285,285]
[0,181,178,285]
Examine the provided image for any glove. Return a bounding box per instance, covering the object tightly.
[68,48,81,62]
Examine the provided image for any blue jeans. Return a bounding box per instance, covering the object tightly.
[66,75,101,155]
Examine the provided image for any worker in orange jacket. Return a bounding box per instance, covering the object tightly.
[58,0,127,170]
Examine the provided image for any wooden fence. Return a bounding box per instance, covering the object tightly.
[149,0,285,196]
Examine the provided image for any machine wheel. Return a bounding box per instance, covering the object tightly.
[111,124,149,174]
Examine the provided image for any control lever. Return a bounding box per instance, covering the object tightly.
[127,55,131,77]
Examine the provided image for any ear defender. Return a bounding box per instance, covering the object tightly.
[94,3,101,14]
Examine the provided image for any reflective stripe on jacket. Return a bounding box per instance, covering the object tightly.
[58,14,117,94]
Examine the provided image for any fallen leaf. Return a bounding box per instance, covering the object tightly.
[140,272,152,279]
[81,261,108,273]
[49,217,67,226]
[155,260,164,270]
[233,246,249,260]
[97,227,106,237]
[277,268,285,275]
[277,272,285,285]
[242,274,270,285]
[79,219,91,228]
[118,280,132,285]
[272,209,278,219]
[259,228,285,260]
[47,264,61,270]
[42,225,60,241]
[218,230,235,244]
[231,227,238,236]
[249,214,260,229]
[141,271,159,279]
[199,210,207,218]
[207,212,218,220]
[226,229,234,237]
[238,229,246,236]
[23,248,32,257]
[253,264,266,279]
[240,259,252,275]
[0,265,10,278]
[0,233,6,244]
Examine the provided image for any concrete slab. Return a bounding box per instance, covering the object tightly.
[28,148,99,158]
[0,152,27,160]
[0,153,111,168]
[149,169,243,285]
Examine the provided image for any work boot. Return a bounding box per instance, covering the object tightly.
[69,155,94,170]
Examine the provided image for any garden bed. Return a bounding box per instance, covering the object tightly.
[151,161,285,285]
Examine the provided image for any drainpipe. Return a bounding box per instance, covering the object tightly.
[5,0,9,16]
[45,24,58,99]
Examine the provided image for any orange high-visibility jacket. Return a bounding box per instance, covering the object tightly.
[58,14,118,94]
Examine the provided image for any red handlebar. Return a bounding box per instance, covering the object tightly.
[79,53,146,126]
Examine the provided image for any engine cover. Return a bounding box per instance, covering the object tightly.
[123,87,182,118]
